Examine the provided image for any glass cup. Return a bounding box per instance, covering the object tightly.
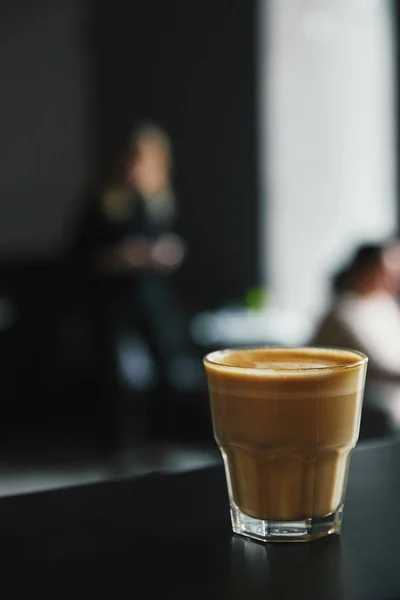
[204,347,368,542]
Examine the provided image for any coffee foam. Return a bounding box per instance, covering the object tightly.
[207,347,363,371]
[205,347,367,399]
[234,361,329,370]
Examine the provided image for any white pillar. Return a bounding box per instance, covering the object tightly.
[259,0,397,320]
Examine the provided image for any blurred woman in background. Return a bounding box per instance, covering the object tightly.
[78,122,196,448]
[93,123,185,278]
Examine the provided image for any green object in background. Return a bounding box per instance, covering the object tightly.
[243,287,271,310]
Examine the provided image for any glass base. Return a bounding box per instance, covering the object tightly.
[230,503,344,543]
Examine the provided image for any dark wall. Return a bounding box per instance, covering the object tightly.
[0,0,92,257]
[93,0,260,311]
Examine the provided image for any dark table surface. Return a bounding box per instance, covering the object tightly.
[1,439,400,598]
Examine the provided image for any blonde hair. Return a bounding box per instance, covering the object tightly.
[130,122,173,170]
[101,122,176,222]
[130,122,176,219]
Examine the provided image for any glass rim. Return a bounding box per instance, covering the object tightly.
[204,346,368,374]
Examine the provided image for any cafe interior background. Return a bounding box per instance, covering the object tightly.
[0,0,398,494]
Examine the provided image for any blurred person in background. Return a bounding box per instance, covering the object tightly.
[314,243,400,381]
[313,242,400,433]
[77,122,199,449]
[382,239,400,298]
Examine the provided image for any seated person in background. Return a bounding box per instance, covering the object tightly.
[382,238,400,297]
[313,243,400,382]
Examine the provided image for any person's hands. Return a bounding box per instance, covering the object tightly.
[151,233,186,272]
[118,236,153,268]
[95,235,186,274]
